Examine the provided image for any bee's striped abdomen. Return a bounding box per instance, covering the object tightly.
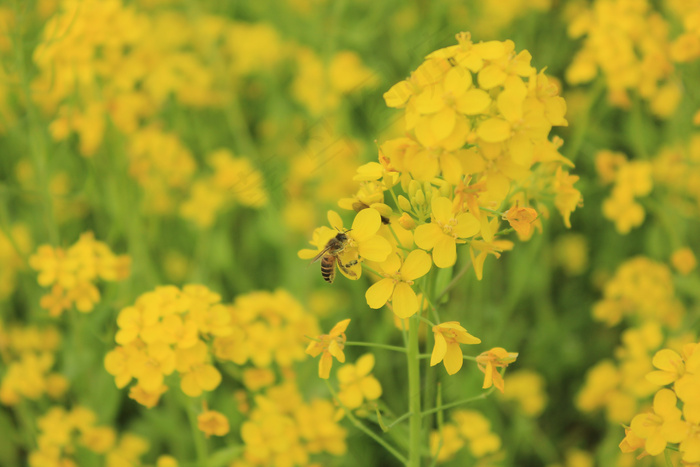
[321,255,336,283]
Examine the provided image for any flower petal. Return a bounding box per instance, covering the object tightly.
[414,224,444,251]
[431,332,447,366]
[360,376,383,400]
[454,212,480,238]
[400,250,432,281]
[433,236,457,268]
[365,279,395,309]
[358,235,392,262]
[392,282,418,319]
[431,196,453,223]
[443,344,464,375]
[356,353,375,376]
[328,210,344,231]
[351,208,381,242]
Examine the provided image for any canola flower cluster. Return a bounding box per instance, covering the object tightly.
[300,32,578,385]
[574,254,699,465]
[597,135,700,235]
[592,257,684,328]
[105,286,319,408]
[430,410,503,462]
[236,381,348,467]
[0,323,67,405]
[29,405,154,467]
[621,340,700,464]
[28,0,377,229]
[29,232,130,317]
[566,0,682,117]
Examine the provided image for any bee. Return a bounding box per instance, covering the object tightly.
[311,230,358,283]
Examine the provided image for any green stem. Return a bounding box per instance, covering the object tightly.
[385,410,412,430]
[407,314,422,467]
[664,448,675,467]
[345,341,407,353]
[184,399,209,467]
[564,77,605,163]
[324,380,408,464]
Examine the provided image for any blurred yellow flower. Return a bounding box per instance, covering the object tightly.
[336,354,382,409]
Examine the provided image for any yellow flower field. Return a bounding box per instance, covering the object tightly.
[1,0,700,466]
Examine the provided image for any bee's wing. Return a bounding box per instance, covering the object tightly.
[310,245,332,263]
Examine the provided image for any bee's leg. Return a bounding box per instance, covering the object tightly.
[338,259,358,278]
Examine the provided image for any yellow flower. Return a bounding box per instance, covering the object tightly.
[647,348,685,386]
[630,389,689,456]
[430,322,481,375]
[671,247,697,275]
[336,354,382,409]
[305,319,350,379]
[415,196,480,268]
[198,410,230,437]
[476,347,518,393]
[365,250,431,318]
[503,205,538,239]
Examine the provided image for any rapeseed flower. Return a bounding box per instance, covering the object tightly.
[476,347,518,393]
[198,410,230,437]
[630,389,688,456]
[430,322,481,375]
[336,354,382,409]
[415,196,480,268]
[305,319,350,379]
[365,250,431,318]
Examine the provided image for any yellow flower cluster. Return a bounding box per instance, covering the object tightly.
[29,406,149,467]
[299,34,579,313]
[577,323,667,424]
[498,369,548,416]
[620,339,700,464]
[651,134,700,215]
[105,287,319,407]
[566,0,681,117]
[105,285,226,407]
[127,125,197,214]
[430,409,502,462]
[300,36,559,406]
[33,0,224,156]
[668,2,700,63]
[29,232,130,317]
[596,150,653,234]
[0,322,68,405]
[335,353,382,410]
[0,223,32,300]
[592,257,684,328]
[213,289,320,369]
[292,48,378,116]
[181,149,268,228]
[239,381,347,466]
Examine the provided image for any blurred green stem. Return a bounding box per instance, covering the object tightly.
[183,398,209,467]
[407,314,422,467]
[345,341,406,353]
[564,78,605,163]
[324,380,407,464]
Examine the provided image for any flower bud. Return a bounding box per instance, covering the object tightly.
[414,189,426,207]
[398,195,412,212]
[398,212,416,230]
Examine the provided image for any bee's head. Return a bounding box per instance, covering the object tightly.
[335,228,351,242]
